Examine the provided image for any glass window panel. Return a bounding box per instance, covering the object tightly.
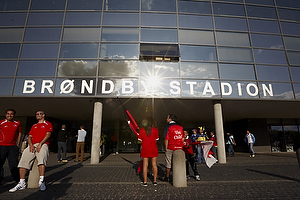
[290,67,300,82]
[60,43,99,58]
[249,19,280,34]
[17,61,57,77]
[218,47,253,62]
[0,78,13,96]
[104,0,139,11]
[278,8,300,22]
[294,83,300,99]
[139,44,180,61]
[245,0,274,6]
[182,80,221,98]
[178,15,213,29]
[65,12,101,26]
[141,0,176,12]
[281,22,300,36]
[0,61,17,77]
[21,44,59,59]
[58,60,97,76]
[14,78,55,96]
[213,3,245,16]
[178,1,211,14]
[0,0,30,11]
[55,78,96,96]
[99,60,139,77]
[246,5,277,19]
[24,28,61,42]
[31,0,66,10]
[0,44,20,59]
[0,28,23,42]
[100,43,139,59]
[102,28,139,42]
[221,81,259,98]
[141,28,177,43]
[67,0,102,10]
[256,65,290,81]
[287,51,300,66]
[27,12,64,26]
[219,64,255,80]
[276,0,300,9]
[0,13,26,26]
[141,13,176,27]
[181,62,218,79]
[253,49,287,65]
[102,12,139,26]
[251,33,283,49]
[97,78,138,97]
[63,28,100,42]
[140,62,179,78]
[180,45,217,61]
[216,32,250,47]
[179,30,214,45]
[284,36,300,51]
[259,82,294,99]
[213,0,243,2]
[214,17,248,31]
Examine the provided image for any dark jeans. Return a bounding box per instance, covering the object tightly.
[185,154,199,176]
[57,142,67,160]
[0,145,20,183]
[227,144,235,156]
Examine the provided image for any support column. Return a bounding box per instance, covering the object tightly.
[91,102,103,164]
[214,101,226,164]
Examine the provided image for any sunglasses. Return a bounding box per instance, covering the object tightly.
[36,113,44,115]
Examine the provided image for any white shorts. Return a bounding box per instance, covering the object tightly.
[18,143,49,169]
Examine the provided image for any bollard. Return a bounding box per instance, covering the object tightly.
[172,149,187,187]
[27,158,39,188]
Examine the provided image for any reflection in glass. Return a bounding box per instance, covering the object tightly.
[214,17,248,31]
[60,43,98,58]
[141,28,177,43]
[221,81,259,98]
[0,61,17,77]
[18,61,57,77]
[179,30,214,45]
[140,62,179,78]
[31,0,65,10]
[99,61,139,77]
[0,28,23,42]
[216,32,250,47]
[67,0,102,10]
[256,65,290,81]
[140,78,180,98]
[100,43,138,59]
[0,78,13,96]
[276,0,300,9]
[182,80,220,98]
[102,28,139,42]
[141,0,176,12]
[281,22,300,36]
[287,51,300,66]
[104,0,139,11]
[178,15,213,29]
[294,83,300,99]
[24,28,61,42]
[58,60,97,76]
[65,12,101,26]
[21,44,59,59]
[63,28,100,42]
[213,2,245,16]
[246,5,277,19]
[249,19,280,33]
[0,0,30,11]
[141,13,176,27]
[218,47,253,62]
[219,64,255,80]
[55,78,96,96]
[213,0,243,2]
[245,0,274,6]
[102,12,139,26]
[0,44,20,59]
[253,49,287,65]
[0,13,26,26]
[27,12,64,26]
[251,33,283,49]
[290,67,300,82]
[278,8,300,22]
[178,1,211,14]
[284,36,300,51]
[97,78,138,97]
[14,78,55,96]
[259,82,294,99]
[180,45,217,61]
[181,62,218,79]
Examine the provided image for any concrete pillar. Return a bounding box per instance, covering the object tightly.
[91,102,103,164]
[27,159,39,188]
[214,102,226,164]
[172,150,187,187]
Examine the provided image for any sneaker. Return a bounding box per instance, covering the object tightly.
[196,175,200,181]
[252,155,255,158]
[186,175,190,180]
[162,176,169,182]
[62,160,68,163]
[39,181,46,191]
[57,160,62,163]
[9,182,26,192]
[153,182,157,186]
[143,182,147,187]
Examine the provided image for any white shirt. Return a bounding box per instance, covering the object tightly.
[77,129,86,142]
[247,134,253,143]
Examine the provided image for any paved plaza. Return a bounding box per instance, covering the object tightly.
[0,152,299,200]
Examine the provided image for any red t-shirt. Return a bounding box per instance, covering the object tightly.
[29,121,53,145]
[209,135,217,147]
[165,125,184,151]
[0,119,21,146]
[138,127,159,158]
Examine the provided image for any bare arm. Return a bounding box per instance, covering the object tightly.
[17,132,22,147]
[164,139,168,151]
[27,135,35,153]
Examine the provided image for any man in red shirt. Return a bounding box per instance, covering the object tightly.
[0,109,22,184]
[9,111,53,192]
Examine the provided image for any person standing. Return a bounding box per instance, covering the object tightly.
[209,131,217,159]
[9,111,53,192]
[0,109,22,184]
[226,132,236,157]
[190,129,201,163]
[75,125,86,162]
[245,130,255,158]
[196,127,208,163]
[57,125,68,163]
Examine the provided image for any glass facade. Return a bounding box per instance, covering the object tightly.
[0,0,299,101]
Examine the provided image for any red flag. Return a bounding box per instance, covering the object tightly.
[126,110,139,137]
